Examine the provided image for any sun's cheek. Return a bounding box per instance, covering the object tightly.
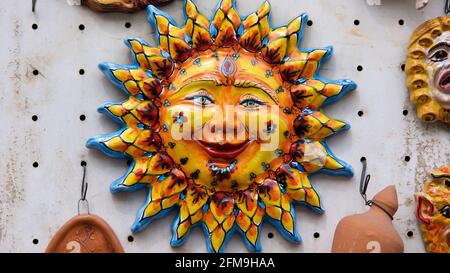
[237,106,290,146]
[159,104,221,181]
[233,107,291,179]
[161,104,217,137]
[426,61,439,83]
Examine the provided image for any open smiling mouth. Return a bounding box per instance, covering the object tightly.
[197,140,251,161]
[438,70,450,93]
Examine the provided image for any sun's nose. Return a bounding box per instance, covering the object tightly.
[203,110,247,144]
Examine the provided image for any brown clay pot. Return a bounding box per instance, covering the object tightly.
[331,185,404,253]
[45,214,124,253]
[81,0,174,13]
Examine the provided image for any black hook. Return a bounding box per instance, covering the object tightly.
[78,165,90,214]
[359,159,393,220]
[80,165,88,201]
[32,0,37,12]
[359,158,371,205]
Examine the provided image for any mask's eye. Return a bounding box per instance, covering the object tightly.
[430,49,448,62]
[440,205,450,218]
[240,98,265,109]
[187,95,214,106]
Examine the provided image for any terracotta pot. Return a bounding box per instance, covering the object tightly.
[331,185,404,253]
[46,214,124,253]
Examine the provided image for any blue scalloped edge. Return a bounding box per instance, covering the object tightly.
[300,108,351,141]
[131,182,179,233]
[209,0,239,38]
[123,37,150,68]
[147,5,181,48]
[99,62,144,97]
[291,140,354,178]
[110,160,150,193]
[168,195,325,253]
[86,128,129,159]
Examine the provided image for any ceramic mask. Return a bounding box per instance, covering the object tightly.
[87,0,356,253]
[406,16,450,123]
[415,165,450,253]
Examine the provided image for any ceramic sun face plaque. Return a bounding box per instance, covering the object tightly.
[87,0,356,253]
[406,15,450,123]
[415,165,450,253]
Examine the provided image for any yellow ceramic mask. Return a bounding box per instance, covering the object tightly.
[415,165,450,253]
[87,0,356,252]
[406,15,450,123]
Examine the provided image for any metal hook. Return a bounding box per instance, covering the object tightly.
[77,165,90,215]
[359,159,394,220]
[446,0,450,14]
[359,158,371,206]
[32,0,37,12]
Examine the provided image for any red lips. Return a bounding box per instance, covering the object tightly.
[197,140,251,161]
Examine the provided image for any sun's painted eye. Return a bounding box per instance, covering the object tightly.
[187,94,214,106]
[430,49,448,62]
[240,98,265,109]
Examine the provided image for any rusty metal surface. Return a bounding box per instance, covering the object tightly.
[0,0,448,253]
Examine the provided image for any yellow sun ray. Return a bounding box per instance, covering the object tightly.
[100,63,164,100]
[133,168,188,232]
[277,164,322,209]
[185,0,213,51]
[101,96,159,128]
[259,177,300,241]
[172,183,208,243]
[235,188,265,251]
[294,109,349,140]
[211,0,242,47]
[290,140,352,176]
[239,1,271,52]
[111,153,174,192]
[203,193,236,252]
[291,78,355,110]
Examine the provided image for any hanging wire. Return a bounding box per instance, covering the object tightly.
[32,0,37,12]
[77,165,90,215]
[359,159,394,220]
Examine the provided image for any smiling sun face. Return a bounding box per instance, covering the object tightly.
[87,0,356,253]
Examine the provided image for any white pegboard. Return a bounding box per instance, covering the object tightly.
[0,0,449,253]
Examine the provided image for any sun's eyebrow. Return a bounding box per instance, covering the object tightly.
[429,42,450,52]
[175,78,279,104]
[184,89,209,97]
[232,80,279,104]
[176,78,222,93]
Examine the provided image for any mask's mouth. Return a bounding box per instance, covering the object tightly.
[197,140,251,161]
[438,70,450,93]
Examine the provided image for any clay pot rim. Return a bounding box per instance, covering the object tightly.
[45,214,124,253]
